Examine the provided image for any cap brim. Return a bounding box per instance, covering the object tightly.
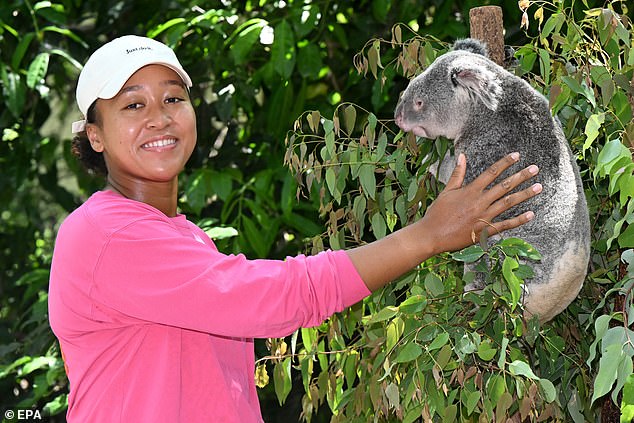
[98,61,192,100]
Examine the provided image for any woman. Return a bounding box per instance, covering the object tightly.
[49,35,541,422]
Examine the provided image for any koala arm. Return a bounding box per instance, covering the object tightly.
[429,150,457,185]
[346,153,541,291]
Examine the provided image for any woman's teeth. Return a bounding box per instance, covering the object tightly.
[143,139,176,148]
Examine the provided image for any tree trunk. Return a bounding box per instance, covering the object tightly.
[469,6,505,67]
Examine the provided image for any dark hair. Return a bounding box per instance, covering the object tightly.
[71,101,108,175]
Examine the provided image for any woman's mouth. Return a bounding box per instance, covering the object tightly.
[142,138,177,149]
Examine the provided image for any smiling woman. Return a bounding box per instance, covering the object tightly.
[84,65,197,215]
[48,35,540,423]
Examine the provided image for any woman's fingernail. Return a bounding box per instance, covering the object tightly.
[510,152,520,161]
[532,183,542,193]
[525,211,535,221]
[528,165,539,174]
[458,153,466,166]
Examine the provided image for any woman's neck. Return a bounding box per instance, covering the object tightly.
[106,175,179,217]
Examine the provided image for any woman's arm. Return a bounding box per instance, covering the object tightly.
[347,152,542,292]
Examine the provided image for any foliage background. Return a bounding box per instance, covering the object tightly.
[0,0,632,422]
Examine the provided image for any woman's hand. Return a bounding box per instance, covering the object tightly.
[421,152,541,257]
[347,152,542,291]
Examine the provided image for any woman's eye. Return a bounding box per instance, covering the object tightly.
[166,97,184,104]
[125,103,143,110]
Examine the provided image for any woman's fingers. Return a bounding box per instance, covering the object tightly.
[484,164,540,203]
[444,153,467,191]
[482,183,542,231]
[482,210,537,234]
[494,182,542,215]
[471,152,520,189]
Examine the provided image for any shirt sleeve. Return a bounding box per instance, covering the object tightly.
[92,217,370,338]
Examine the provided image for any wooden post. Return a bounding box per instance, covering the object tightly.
[469,6,505,67]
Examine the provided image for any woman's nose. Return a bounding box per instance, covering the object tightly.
[146,105,173,129]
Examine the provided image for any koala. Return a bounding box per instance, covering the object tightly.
[394,39,590,322]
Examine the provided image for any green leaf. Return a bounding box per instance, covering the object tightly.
[343,351,359,387]
[242,217,268,258]
[385,382,400,409]
[612,354,633,405]
[477,340,498,361]
[538,378,557,403]
[502,257,522,308]
[210,171,233,201]
[621,374,634,423]
[359,164,376,199]
[427,332,450,351]
[301,327,317,352]
[498,238,542,260]
[583,113,605,151]
[297,43,323,78]
[465,390,481,415]
[1,65,26,118]
[324,128,337,160]
[147,18,187,38]
[325,167,337,197]
[443,404,457,422]
[370,212,386,239]
[592,342,623,404]
[436,344,453,369]
[255,363,269,388]
[343,105,356,134]
[22,356,53,375]
[394,342,423,363]
[386,317,404,350]
[204,226,238,240]
[34,1,66,24]
[541,12,564,38]
[487,374,507,403]
[271,20,296,79]
[538,48,551,85]
[424,272,444,297]
[386,211,398,232]
[588,314,613,367]
[509,360,538,379]
[597,139,631,173]
[229,20,265,65]
[273,357,292,405]
[399,295,427,314]
[43,394,67,416]
[11,32,36,69]
[451,245,485,263]
[48,48,82,69]
[365,306,398,324]
[618,224,634,248]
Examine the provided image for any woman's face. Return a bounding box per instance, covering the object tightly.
[87,64,196,184]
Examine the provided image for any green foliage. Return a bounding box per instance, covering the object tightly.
[1,0,522,420]
[280,0,634,421]
[1,0,631,421]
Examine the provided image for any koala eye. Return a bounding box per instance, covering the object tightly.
[450,72,459,86]
[414,99,424,110]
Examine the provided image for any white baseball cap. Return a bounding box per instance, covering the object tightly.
[72,35,193,133]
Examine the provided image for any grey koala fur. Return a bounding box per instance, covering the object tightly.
[394,38,591,322]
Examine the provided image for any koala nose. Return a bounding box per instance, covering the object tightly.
[394,104,403,123]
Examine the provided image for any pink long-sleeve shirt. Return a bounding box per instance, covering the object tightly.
[48,190,370,422]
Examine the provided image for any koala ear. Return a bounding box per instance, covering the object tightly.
[452,39,488,58]
[450,65,502,111]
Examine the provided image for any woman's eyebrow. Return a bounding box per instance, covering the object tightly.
[120,84,142,94]
[161,79,186,88]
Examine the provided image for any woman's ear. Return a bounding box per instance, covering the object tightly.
[85,124,104,153]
